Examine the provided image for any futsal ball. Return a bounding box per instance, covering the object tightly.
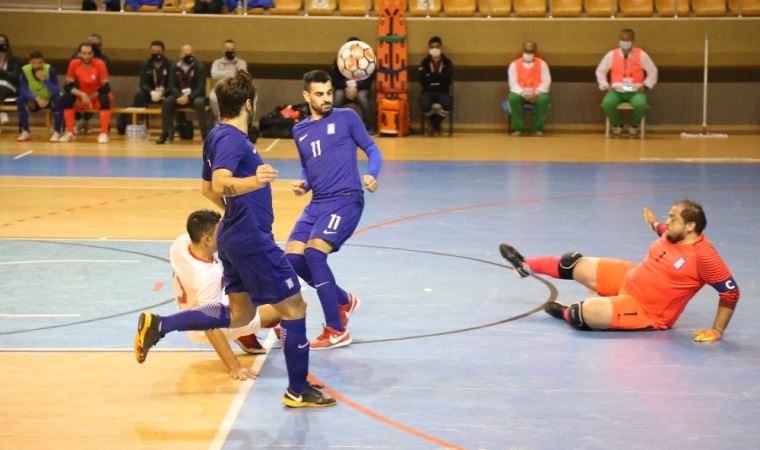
[336,40,376,82]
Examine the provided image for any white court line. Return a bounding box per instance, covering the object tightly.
[0,313,81,318]
[0,259,140,266]
[640,157,760,163]
[14,150,34,160]
[262,138,280,152]
[210,329,278,450]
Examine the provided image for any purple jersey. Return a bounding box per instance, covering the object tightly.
[202,124,277,253]
[292,108,375,202]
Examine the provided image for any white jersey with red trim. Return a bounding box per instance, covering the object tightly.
[170,233,227,311]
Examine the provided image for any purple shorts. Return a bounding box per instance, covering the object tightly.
[218,245,301,306]
[288,194,364,252]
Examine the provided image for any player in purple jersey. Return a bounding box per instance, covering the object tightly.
[134,70,335,408]
[285,70,383,350]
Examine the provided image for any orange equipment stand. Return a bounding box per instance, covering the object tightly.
[376,0,409,136]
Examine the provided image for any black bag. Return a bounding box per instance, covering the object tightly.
[176,120,194,140]
[258,103,309,138]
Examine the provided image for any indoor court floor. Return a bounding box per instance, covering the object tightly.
[1,131,759,449]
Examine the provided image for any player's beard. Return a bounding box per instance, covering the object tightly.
[666,229,685,243]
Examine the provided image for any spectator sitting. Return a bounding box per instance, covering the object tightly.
[209,39,247,122]
[194,0,224,13]
[125,0,163,10]
[158,44,208,144]
[595,28,658,139]
[418,36,453,136]
[59,42,113,144]
[507,41,551,137]
[16,51,64,142]
[331,37,375,134]
[0,34,21,127]
[117,40,172,134]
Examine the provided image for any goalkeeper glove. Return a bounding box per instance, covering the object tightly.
[692,328,723,343]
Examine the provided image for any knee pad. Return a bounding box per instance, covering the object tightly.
[558,251,583,280]
[99,93,111,110]
[566,302,590,330]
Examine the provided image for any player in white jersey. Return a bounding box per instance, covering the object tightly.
[170,209,272,380]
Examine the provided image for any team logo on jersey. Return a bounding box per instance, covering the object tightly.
[327,123,335,135]
[285,278,294,289]
[673,257,686,269]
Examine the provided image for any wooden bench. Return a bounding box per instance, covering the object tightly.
[1,100,53,130]
[111,106,201,130]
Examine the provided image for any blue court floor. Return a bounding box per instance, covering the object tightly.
[2,153,760,449]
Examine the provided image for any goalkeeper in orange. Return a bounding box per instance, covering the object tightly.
[499,199,739,342]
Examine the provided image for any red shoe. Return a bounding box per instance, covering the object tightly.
[234,334,266,354]
[339,292,361,327]
[310,326,352,350]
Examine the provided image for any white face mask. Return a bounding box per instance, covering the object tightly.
[429,48,441,58]
[522,53,535,63]
[619,40,633,51]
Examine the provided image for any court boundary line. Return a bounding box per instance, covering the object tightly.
[209,329,278,450]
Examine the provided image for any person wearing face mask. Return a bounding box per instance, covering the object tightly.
[59,42,113,144]
[16,51,64,142]
[209,39,248,122]
[117,40,173,135]
[595,28,658,138]
[159,44,209,144]
[0,34,21,127]
[418,36,453,136]
[507,41,551,137]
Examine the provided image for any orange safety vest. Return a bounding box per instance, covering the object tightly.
[514,57,542,90]
[611,48,644,84]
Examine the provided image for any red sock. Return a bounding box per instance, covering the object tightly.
[99,110,111,134]
[525,256,560,278]
[64,109,75,133]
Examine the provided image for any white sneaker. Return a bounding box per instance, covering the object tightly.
[17,130,30,141]
[0,112,9,125]
[611,126,622,138]
[49,131,61,142]
[97,133,109,144]
[629,127,640,138]
[59,132,75,143]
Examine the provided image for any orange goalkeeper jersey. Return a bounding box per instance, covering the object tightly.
[622,234,736,329]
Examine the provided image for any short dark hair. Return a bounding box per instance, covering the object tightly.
[150,40,165,50]
[29,50,44,60]
[215,69,257,120]
[0,34,13,58]
[676,199,707,234]
[78,42,93,53]
[429,36,442,46]
[621,28,635,36]
[303,69,332,91]
[186,209,222,243]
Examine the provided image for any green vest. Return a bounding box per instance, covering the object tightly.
[22,63,53,101]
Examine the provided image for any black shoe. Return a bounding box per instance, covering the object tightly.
[544,301,569,320]
[499,243,530,278]
[156,133,173,144]
[282,383,337,408]
[134,312,162,364]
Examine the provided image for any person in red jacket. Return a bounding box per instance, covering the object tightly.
[500,199,739,343]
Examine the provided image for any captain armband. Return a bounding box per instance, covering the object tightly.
[712,277,740,310]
